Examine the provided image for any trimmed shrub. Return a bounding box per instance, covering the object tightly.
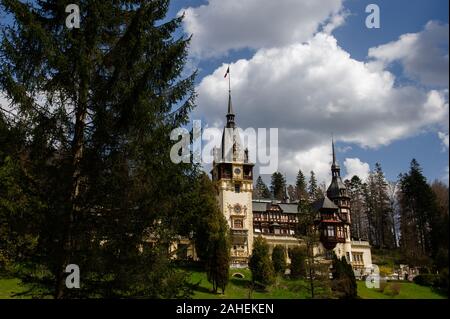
[271,245,287,275]
[413,274,439,287]
[289,247,306,279]
[385,283,401,296]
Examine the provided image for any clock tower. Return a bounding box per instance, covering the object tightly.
[211,89,254,267]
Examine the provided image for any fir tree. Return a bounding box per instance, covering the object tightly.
[331,255,357,299]
[271,245,286,275]
[193,174,230,294]
[249,236,275,288]
[0,0,196,298]
[398,159,442,267]
[308,171,319,201]
[289,246,306,279]
[270,172,286,201]
[254,176,271,199]
[295,169,308,201]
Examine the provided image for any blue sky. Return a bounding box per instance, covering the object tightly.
[1,0,448,185]
[167,0,449,185]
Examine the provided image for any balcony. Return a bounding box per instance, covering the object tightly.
[351,240,371,247]
[231,229,248,237]
[320,234,346,250]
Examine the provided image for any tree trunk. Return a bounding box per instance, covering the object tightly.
[55,57,89,299]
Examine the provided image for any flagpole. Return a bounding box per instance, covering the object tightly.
[228,65,231,94]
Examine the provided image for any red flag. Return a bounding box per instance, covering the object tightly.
[224,66,230,78]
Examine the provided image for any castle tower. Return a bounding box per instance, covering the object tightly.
[327,139,351,224]
[326,139,353,259]
[211,82,254,267]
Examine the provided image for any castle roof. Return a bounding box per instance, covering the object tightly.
[312,196,339,211]
[252,200,299,214]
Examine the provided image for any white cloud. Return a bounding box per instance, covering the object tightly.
[438,132,449,150]
[343,158,370,181]
[322,9,349,35]
[193,33,448,182]
[369,21,449,87]
[280,142,333,184]
[180,0,344,58]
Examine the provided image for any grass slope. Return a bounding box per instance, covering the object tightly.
[190,269,311,299]
[0,270,446,299]
[0,278,30,299]
[357,281,447,299]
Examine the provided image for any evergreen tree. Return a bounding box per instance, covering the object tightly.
[295,169,308,201]
[398,159,442,267]
[308,171,319,201]
[254,176,271,199]
[249,236,275,288]
[192,174,230,294]
[288,246,306,279]
[0,0,196,298]
[205,223,230,294]
[270,172,286,201]
[373,163,395,249]
[271,245,286,275]
[331,255,357,299]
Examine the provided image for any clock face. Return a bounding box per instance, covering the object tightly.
[234,167,241,175]
[234,204,242,214]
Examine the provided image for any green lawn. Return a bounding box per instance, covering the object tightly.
[0,278,31,299]
[1,272,447,299]
[357,281,447,299]
[189,268,311,299]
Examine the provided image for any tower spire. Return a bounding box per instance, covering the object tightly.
[331,136,340,177]
[332,136,336,166]
[224,65,235,128]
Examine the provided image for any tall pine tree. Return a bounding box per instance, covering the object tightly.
[0,0,197,298]
[254,176,271,199]
[308,171,319,201]
[270,172,286,201]
[295,169,308,201]
[398,159,441,267]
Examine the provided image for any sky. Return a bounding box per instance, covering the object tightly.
[0,0,448,187]
[167,0,449,186]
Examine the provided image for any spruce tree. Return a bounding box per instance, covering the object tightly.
[331,255,357,299]
[0,0,196,298]
[254,176,271,199]
[271,245,286,275]
[270,172,286,201]
[373,163,395,249]
[308,171,319,201]
[295,169,308,201]
[249,236,275,288]
[398,159,442,267]
[192,174,230,294]
[289,246,306,279]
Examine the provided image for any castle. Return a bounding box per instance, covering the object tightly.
[209,89,373,275]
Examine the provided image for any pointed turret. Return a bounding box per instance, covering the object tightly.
[326,138,350,224]
[331,137,340,174]
[327,139,347,199]
[226,91,235,128]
